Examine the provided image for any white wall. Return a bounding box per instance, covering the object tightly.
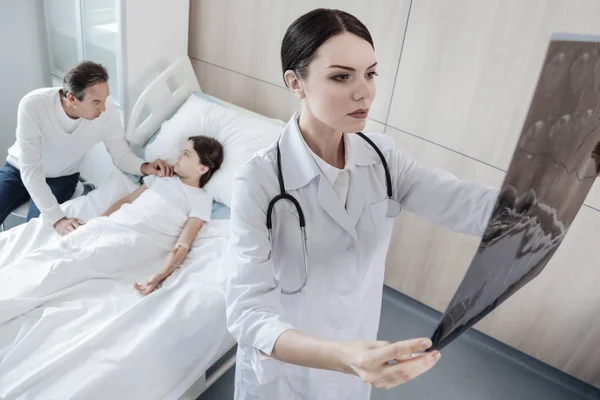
[0,0,51,158]
[122,0,189,120]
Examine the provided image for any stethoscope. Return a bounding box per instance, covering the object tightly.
[266,132,402,295]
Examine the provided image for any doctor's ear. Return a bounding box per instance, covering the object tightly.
[284,70,305,99]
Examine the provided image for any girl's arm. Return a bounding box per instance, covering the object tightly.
[134,217,205,295]
[101,184,148,217]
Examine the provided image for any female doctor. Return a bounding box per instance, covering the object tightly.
[226,8,498,400]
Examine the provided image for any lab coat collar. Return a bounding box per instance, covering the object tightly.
[304,132,355,187]
[278,112,322,191]
[280,113,385,241]
[279,114,360,239]
[280,112,381,190]
[348,133,382,166]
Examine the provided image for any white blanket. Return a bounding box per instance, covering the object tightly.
[0,172,234,399]
[0,169,140,267]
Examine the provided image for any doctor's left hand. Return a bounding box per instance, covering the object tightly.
[343,338,441,390]
[141,159,173,177]
[134,272,170,296]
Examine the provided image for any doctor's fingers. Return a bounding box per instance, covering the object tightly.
[374,352,441,390]
[372,338,433,364]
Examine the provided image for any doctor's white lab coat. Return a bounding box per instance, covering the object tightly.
[226,113,498,400]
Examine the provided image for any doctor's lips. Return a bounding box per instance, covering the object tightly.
[348,108,369,119]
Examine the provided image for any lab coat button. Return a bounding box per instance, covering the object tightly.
[346,244,354,251]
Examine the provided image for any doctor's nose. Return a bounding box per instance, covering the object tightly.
[351,80,372,102]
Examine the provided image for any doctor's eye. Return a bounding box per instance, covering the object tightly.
[331,74,351,82]
[366,71,379,79]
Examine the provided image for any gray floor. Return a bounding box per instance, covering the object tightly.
[199,286,600,400]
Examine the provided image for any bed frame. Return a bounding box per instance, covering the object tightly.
[125,56,236,399]
[125,56,201,148]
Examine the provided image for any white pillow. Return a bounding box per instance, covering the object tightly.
[145,95,217,165]
[145,94,282,206]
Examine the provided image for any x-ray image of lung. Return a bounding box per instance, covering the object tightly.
[431,34,600,351]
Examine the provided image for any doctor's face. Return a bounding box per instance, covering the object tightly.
[293,33,377,133]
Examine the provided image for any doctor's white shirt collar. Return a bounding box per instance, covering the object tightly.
[301,130,355,184]
[278,112,378,192]
[300,125,354,206]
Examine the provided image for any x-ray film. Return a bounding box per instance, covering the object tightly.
[431,34,600,351]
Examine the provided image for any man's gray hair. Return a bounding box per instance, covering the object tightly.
[62,61,109,101]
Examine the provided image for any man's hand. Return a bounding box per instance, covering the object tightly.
[53,217,85,236]
[141,159,173,177]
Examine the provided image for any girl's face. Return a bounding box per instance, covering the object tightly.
[174,140,208,179]
[285,32,378,133]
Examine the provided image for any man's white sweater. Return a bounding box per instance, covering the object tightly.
[6,88,145,224]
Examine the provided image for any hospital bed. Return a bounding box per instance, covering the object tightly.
[126,56,234,400]
[0,56,282,400]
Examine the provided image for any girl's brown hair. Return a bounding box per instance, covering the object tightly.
[188,136,224,188]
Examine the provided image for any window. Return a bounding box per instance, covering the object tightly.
[44,0,124,108]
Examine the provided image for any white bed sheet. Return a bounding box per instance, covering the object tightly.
[0,175,235,400]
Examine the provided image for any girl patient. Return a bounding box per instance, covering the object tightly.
[0,136,223,326]
[103,135,224,294]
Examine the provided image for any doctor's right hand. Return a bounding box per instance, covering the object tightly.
[342,338,440,390]
[54,217,85,236]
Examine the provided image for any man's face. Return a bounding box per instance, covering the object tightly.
[68,82,110,120]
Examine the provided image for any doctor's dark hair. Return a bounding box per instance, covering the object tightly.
[188,136,224,188]
[62,61,109,101]
[281,8,374,84]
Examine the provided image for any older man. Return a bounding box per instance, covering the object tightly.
[0,61,171,235]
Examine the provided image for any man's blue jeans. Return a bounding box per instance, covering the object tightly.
[0,162,79,225]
